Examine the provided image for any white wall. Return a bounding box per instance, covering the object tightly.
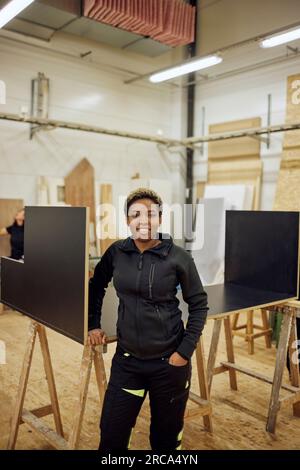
[197,0,300,56]
[2,20,299,214]
[194,54,300,209]
[0,31,185,210]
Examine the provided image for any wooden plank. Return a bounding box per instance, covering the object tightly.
[212,365,228,375]
[247,311,254,354]
[261,309,272,348]
[7,321,38,449]
[99,183,117,255]
[93,346,107,406]
[65,158,96,254]
[267,309,293,433]
[288,313,300,417]
[234,329,272,340]
[68,345,93,449]
[37,324,64,437]
[208,117,262,161]
[283,74,300,149]
[207,160,262,210]
[280,390,300,408]
[274,74,300,211]
[195,337,213,432]
[207,319,222,392]
[273,166,300,211]
[0,198,23,257]
[221,361,300,393]
[20,405,53,423]
[21,410,69,450]
[224,316,238,391]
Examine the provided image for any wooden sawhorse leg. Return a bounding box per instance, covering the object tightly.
[288,312,300,417]
[8,321,65,450]
[267,307,295,433]
[8,320,110,450]
[232,309,272,355]
[68,344,108,449]
[185,337,213,432]
[207,316,238,393]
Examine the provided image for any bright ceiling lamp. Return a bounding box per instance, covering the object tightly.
[149,55,222,83]
[260,26,300,48]
[0,0,35,29]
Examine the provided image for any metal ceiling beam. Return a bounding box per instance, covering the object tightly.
[1,112,300,148]
[0,112,181,146]
[181,122,300,146]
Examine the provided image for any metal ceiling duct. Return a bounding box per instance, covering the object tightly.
[1,0,194,57]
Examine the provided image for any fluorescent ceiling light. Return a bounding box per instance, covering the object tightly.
[260,26,300,48]
[0,0,35,29]
[149,55,223,83]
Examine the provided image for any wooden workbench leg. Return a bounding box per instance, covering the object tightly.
[261,308,272,349]
[247,311,254,354]
[224,316,238,391]
[37,324,64,437]
[231,313,239,332]
[288,311,300,417]
[207,319,222,393]
[68,345,93,449]
[93,346,108,407]
[7,321,38,450]
[267,308,292,434]
[195,337,213,432]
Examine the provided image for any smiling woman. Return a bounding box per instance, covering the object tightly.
[88,187,208,452]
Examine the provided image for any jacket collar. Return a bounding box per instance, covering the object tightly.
[119,232,173,258]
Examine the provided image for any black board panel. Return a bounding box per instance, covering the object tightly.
[205,283,295,318]
[225,211,299,297]
[0,207,88,344]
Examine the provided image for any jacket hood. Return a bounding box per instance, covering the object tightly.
[119,232,173,258]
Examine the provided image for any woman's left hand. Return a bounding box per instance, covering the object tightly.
[168,352,188,367]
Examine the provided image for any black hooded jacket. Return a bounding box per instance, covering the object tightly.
[88,233,208,360]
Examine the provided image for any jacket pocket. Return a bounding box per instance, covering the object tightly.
[154,304,169,339]
[117,302,125,338]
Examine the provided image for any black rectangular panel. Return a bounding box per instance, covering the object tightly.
[225,211,299,296]
[0,207,88,344]
[205,283,295,318]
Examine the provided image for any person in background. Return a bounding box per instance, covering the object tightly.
[0,208,25,260]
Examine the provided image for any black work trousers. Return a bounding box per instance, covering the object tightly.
[99,344,192,452]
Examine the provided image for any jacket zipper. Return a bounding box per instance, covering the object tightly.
[148,263,155,299]
[135,253,144,355]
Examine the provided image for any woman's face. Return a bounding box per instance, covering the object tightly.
[127,198,161,241]
[15,210,25,225]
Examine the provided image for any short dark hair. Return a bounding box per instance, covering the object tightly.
[125,187,163,216]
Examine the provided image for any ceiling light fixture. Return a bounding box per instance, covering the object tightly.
[260,26,300,48]
[149,55,223,83]
[0,0,35,29]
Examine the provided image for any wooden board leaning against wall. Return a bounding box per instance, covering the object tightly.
[206,117,262,210]
[274,73,300,211]
[64,158,98,256]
